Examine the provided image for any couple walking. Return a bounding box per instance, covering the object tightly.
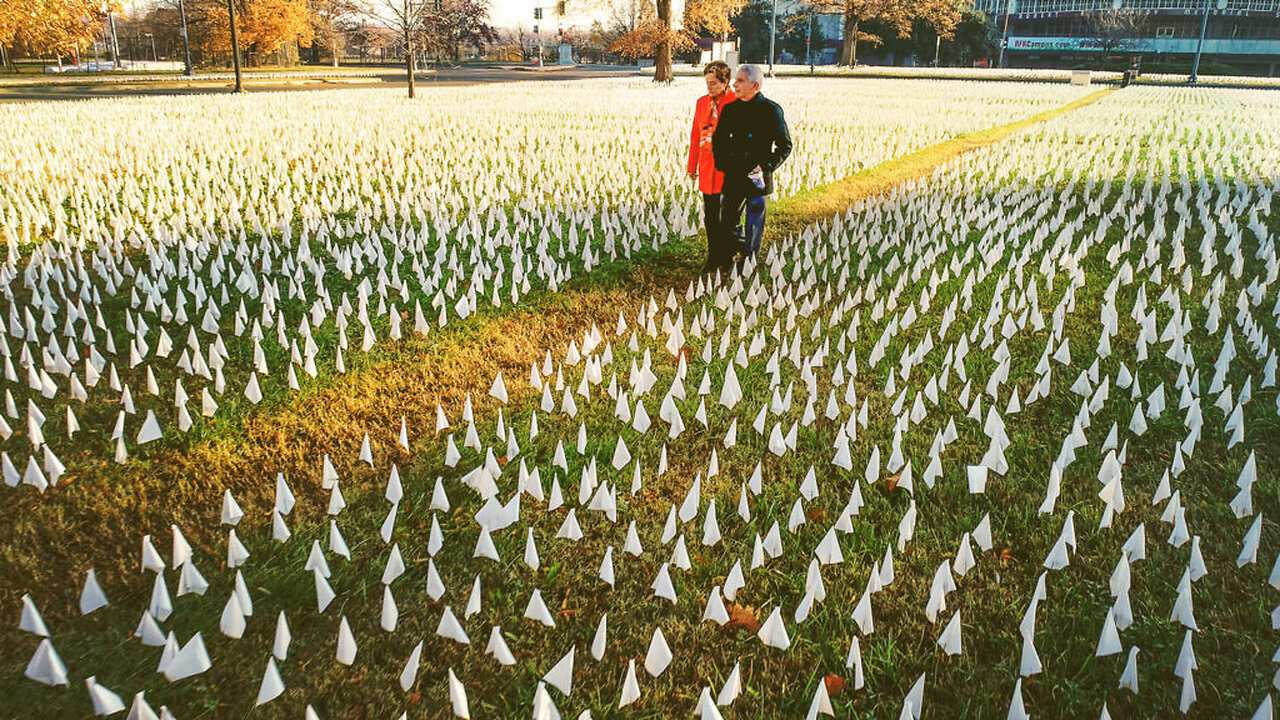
[687,62,792,276]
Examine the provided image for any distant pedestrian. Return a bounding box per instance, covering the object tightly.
[687,61,736,274]
[711,63,792,274]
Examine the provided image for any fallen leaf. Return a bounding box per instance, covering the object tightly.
[824,674,846,695]
[725,602,761,633]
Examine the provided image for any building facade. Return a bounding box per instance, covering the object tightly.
[973,0,1280,75]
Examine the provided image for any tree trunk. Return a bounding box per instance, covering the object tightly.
[840,16,858,66]
[227,0,243,91]
[654,0,672,82]
[405,10,415,98]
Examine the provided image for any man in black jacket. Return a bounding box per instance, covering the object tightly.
[709,63,792,275]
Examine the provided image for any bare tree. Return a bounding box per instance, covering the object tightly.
[309,0,366,65]
[422,0,496,64]
[383,0,427,97]
[1085,7,1150,66]
[608,0,654,35]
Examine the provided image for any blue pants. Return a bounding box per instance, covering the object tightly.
[742,196,766,256]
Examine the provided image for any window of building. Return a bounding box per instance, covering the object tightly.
[1155,25,1176,37]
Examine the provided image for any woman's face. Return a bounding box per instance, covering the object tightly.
[704,74,727,97]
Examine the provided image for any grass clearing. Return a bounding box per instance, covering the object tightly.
[2,83,1278,720]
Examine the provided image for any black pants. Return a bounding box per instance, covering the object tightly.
[702,192,721,246]
[706,192,737,272]
[703,192,740,274]
[712,189,752,272]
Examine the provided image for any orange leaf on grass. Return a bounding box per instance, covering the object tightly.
[725,602,761,633]
[824,674,846,695]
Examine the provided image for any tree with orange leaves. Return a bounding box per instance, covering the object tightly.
[188,0,313,62]
[821,0,965,66]
[242,0,313,53]
[611,0,740,83]
[682,0,743,37]
[2,0,114,64]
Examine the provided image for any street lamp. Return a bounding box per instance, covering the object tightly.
[997,0,1014,68]
[768,0,777,76]
[177,0,194,75]
[102,2,122,69]
[533,6,544,66]
[1189,0,1224,83]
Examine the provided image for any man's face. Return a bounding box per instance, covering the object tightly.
[733,70,758,100]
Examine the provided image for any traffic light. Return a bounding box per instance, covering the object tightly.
[556,1,566,14]
[533,7,542,19]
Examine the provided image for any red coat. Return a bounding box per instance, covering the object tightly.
[687,91,736,196]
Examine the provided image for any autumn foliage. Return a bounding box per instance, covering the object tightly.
[820,0,967,65]
[189,0,315,57]
[0,0,115,58]
[611,0,743,82]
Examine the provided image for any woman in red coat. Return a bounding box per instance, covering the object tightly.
[687,61,735,275]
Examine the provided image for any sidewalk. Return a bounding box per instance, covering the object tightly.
[0,67,392,88]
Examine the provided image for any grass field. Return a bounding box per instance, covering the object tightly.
[1,80,1277,720]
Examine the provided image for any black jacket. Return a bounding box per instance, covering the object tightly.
[711,93,793,198]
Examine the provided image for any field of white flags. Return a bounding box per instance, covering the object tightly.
[1,77,1278,719]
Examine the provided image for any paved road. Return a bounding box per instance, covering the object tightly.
[0,65,645,103]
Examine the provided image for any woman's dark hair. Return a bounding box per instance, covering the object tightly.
[703,60,731,85]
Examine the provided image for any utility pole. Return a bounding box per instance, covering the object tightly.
[767,0,777,76]
[804,11,812,68]
[227,0,243,91]
[1190,0,1210,83]
[997,0,1012,67]
[934,33,941,66]
[107,8,122,69]
[178,0,194,75]
[533,6,543,67]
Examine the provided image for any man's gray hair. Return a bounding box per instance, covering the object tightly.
[739,63,764,87]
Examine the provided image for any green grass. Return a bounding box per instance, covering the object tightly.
[2,86,1277,720]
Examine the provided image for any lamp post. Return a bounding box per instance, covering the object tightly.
[997,0,1013,67]
[533,6,543,67]
[804,10,813,68]
[767,0,777,75]
[106,6,122,69]
[177,0,194,75]
[1189,0,1211,83]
